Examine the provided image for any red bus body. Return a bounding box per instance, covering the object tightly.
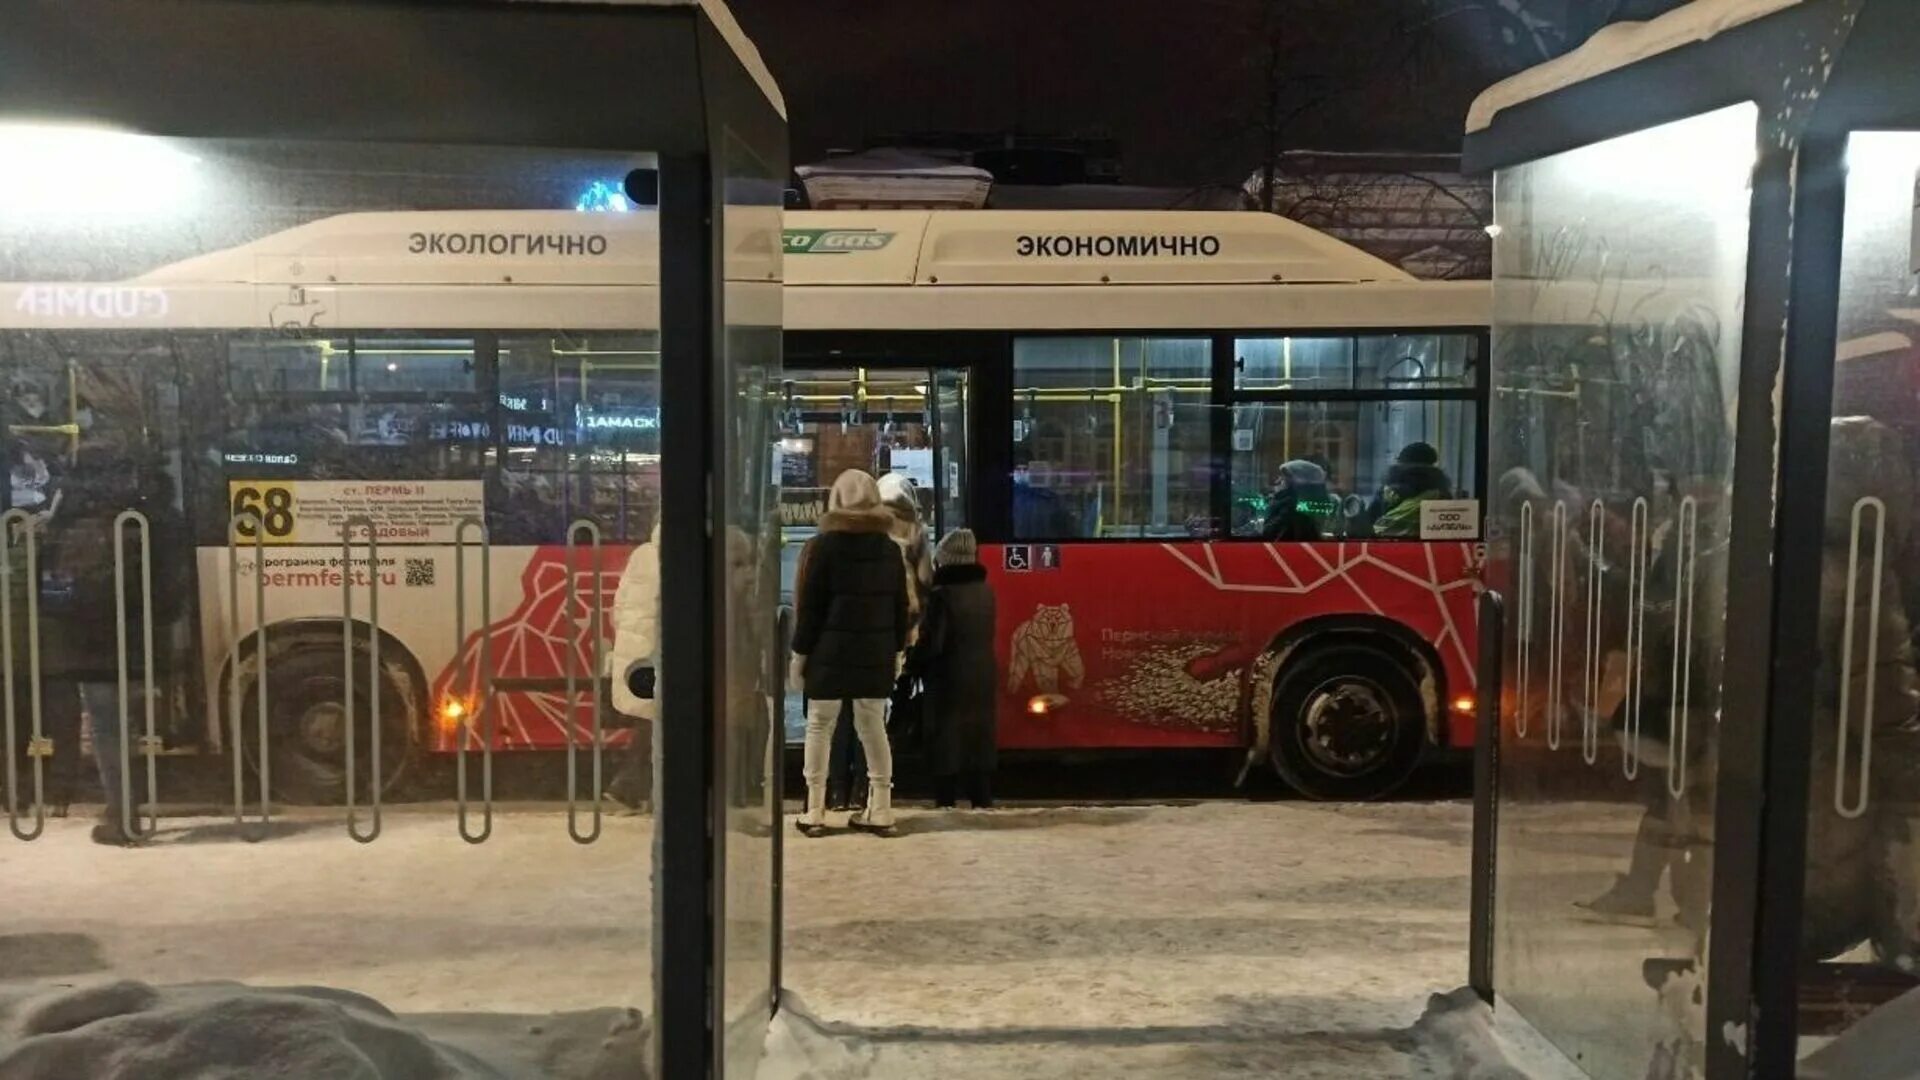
[984,541,1481,752]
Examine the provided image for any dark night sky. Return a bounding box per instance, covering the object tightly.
[726,1,1619,187]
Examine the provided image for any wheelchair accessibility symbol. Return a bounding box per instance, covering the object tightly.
[1004,545,1032,572]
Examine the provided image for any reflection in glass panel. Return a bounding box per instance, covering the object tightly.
[495,333,659,544]
[1487,104,1756,1078]
[0,134,660,1078]
[1795,131,1920,1071]
[1012,336,1211,539]
[717,132,784,1078]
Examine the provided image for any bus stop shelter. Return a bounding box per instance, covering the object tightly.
[0,1,785,1077]
[1466,0,1920,1076]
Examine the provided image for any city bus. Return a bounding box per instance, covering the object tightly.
[782,210,1488,798]
[0,207,1484,807]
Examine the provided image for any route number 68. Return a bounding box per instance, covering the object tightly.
[231,485,296,540]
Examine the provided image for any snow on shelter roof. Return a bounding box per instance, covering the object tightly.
[510,0,785,118]
[1466,0,1803,134]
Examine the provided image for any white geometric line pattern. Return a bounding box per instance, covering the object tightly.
[1162,542,1480,688]
[435,550,624,750]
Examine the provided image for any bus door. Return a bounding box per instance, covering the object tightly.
[776,361,972,739]
[2,332,197,772]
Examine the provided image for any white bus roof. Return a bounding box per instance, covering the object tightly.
[783,210,1487,332]
[784,209,1411,287]
[1,209,1488,333]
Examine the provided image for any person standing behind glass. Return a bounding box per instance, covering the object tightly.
[910,530,999,809]
[791,470,909,837]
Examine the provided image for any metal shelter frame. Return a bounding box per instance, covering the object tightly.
[0,2,788,1077]
[1464,1,1920,1075]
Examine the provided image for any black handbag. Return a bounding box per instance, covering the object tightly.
[887,674,925,748]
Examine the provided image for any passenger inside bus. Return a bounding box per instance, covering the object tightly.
[1011,444,1077,539]
[1365,441,1454,538]
[1260,459,1334,541]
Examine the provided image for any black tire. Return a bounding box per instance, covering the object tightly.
[238,636,416,806]
[1269,644,1427,801]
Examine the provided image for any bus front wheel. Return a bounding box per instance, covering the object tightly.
[239,636,416,806]
[1269,645,1426,801]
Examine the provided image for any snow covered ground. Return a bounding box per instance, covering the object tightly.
[780,801,1474,1079]
[0,799,1480,1078]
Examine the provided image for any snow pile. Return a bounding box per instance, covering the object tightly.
[0,980,506,1079]
[1411,987,1591,1080]
[753,996,875,1080]
[0,980,650,1080]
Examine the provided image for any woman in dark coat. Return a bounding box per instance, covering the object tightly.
[791,470,910,836]
[910,529,999,809]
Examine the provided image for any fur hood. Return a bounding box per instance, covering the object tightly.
[820,470,894,534]
[819,507,895,534]
[933,563,988,586]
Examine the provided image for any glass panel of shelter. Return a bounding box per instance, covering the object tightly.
[1793,130,1920,1067]
[0,136,662,1078]
[1484,104,1758,1079]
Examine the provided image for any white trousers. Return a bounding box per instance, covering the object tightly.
[802,697,892,789]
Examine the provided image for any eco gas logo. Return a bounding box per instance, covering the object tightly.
[783,228,896,255]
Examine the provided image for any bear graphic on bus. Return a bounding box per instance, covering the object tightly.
[1008,602,1085,696]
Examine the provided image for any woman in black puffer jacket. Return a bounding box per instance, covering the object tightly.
[910,529,999,809]
[791,470,910,836]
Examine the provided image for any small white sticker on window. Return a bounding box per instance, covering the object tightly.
[1419,499,1480,540]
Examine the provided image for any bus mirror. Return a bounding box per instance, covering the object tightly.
[623,168,658,208]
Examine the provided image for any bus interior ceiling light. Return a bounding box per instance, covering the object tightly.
[0,123,201,220]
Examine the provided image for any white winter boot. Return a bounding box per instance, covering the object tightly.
[850,781,897,836]
[797,783,829,837]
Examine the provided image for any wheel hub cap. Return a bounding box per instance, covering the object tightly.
[1302,679,1394,776]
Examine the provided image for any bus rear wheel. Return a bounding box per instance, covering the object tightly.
[1269,645,1426,801]
[240,637,415,806]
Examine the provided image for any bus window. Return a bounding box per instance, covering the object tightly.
[227,337,478,396]
[1355,333,1479,392]
[495,333,659,544]
[1235,333,1480,392]
[223,335,488,484]
[1235,337,1354,391]
[1230,399,1478,538]
[1011,336,1211,540]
